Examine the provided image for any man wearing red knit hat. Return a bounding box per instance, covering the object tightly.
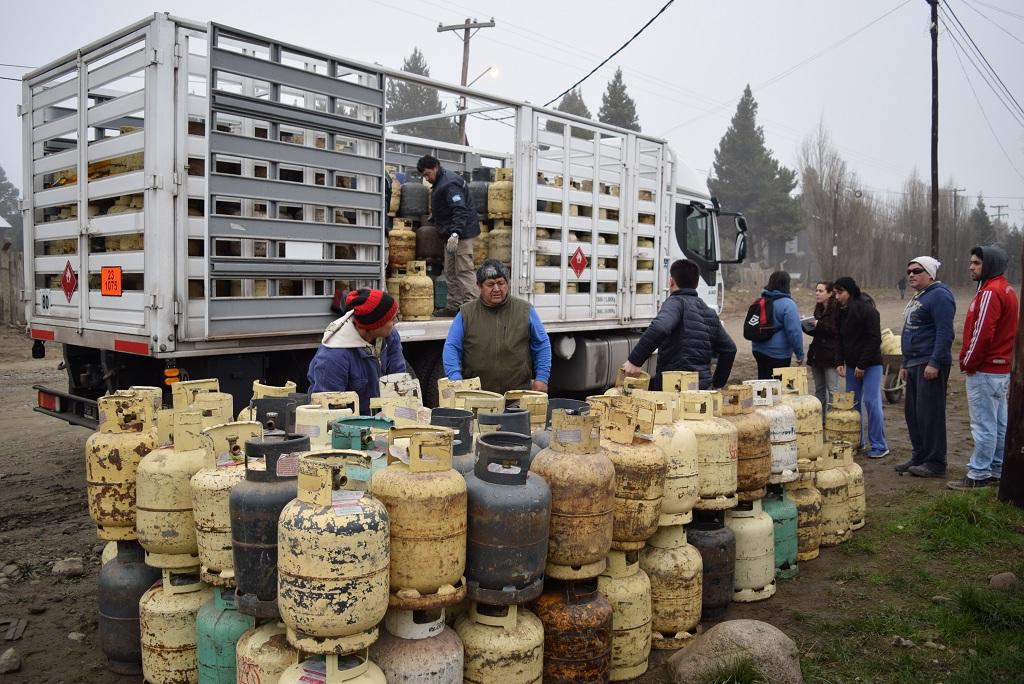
[308,288,405,415]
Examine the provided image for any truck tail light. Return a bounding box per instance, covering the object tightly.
[37,390,59,412]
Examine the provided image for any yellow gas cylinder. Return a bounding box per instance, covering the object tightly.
[531,410,616,579]
[237,380,298,420]
[370,396,431,428]
[487,222,512,264]
[597,398,667,551]
[388,219,417,271]
[86,391,158,540]
[171,378,221,411]
[438,377,482,408]
[605,368,650,396]
[279,651,386,684]
[487,169,513,219]
[680,391,738,511]
[838,441,866,530]
[774,367,825,473]
[371,428,467,609]
[504,390,548,432]
[597,550,652,681]
[193,391,234,429]
[386,269,405,308]
[400,260,434,321]
[661,371,700,393]
[720,385,772,502]
[155,408,177,446]
[311,391,361,414]
[633,390,699,526]
[139,568,213,684]
[129,385,164,419]
[278,452,390,654]
[236,620,301,683]
[784,473,822,562]
[639,524,702,649]
[725,500,777,602]
[296,397,357,449]
[474,223,490,266]
[378,373,423,404]
[455,603,544,684]
[744,379,798,484]
[191,421,262,587]
[451,389,505,432]
[815,454,852,547]
[825,391,861,449]
[137,410,207,569]
[388,173,401,215]
[880,327,902,356]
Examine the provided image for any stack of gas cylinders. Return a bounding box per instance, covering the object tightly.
[81,363,868,682]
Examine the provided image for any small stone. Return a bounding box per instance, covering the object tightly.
[52,558,84,578]
[67,632,86,642]
[924,640,942,650]
[1,564,17,576]
[891,636,915,648]
[28,605,46,615]
[931,595,953,605]
[989,572,1018,590]
[0,647,21,674]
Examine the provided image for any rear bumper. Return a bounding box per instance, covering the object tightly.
[32,385,99,430]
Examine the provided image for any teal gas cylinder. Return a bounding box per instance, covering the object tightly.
[330,416,395,489]
[761,484,799,580]
[197,588,255,683]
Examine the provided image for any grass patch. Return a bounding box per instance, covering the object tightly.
[702,659,767,684]
[838,535,880,556]
[911,490,1024,552]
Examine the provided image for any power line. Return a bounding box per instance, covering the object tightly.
[972,0,1024,22]
[0,62,35,69]
[0,75,22,82]
[960,0,1024,47]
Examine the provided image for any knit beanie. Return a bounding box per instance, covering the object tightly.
[832,276,861,300]
[345,289,397,330]
[908,256,940,278]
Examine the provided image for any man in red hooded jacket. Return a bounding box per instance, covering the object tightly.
[949,245,1019,489]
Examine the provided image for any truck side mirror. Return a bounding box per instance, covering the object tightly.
[735,233,747,262]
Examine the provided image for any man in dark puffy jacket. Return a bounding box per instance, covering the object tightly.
[622,259,736,390]
[417,155,480,317]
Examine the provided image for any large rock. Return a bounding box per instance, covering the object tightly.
[0,647,21,674]
[666,619,803,684]
[51,558,84,578]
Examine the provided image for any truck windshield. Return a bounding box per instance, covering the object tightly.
[675,203,716,262]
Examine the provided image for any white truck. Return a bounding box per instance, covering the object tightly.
[20,14,747,427]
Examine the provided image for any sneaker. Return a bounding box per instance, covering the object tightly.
[867,448,890,459]
[432,307,459,318]
[908,464,946,478]
[894,460,915,474]
[946,476,995,490]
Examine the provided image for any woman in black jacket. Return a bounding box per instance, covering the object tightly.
[833,276,889,458]
[805,281,840,413]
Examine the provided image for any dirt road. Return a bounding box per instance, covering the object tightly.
[0,285,980,682]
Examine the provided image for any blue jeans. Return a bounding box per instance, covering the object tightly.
[845,365,887,452]
[966,372,1009,480]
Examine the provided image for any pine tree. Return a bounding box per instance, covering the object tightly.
[545,88,594,139]
[597,68,640,132]
[0,165,22,249]
[709,85,801,262]
[967,195,996,246]
[385,48,459,143]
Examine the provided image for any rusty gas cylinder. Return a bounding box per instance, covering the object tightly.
[388,219,417,270]
[775,367,825,473]
[504,390,548,433]
[680,391,738,511]
[371,427,467,609]
[278,452,390,654]
[632,390,699,526]
[720,385,772,502]
[815,451,852,547]
[86,391,157,540]
[686,510,735,621]
[464,432,550,604]
[725,499,777,602]
[400,260,434,321]
[193,391,234,430]
[530,410,615,580]
[533,577,613,684]
[784,472,822,562]
[487,223,512,265]
[825,391,861,448]
[456,602,543,684]
[597,550,652,681]
[139,568,213,684]
[744,379,798,484]
[839,441,866,530]
[450,389,505,432]
[474,224,490,266]
[487,170,513,219]
[171,378,221,411]
[640,524,703,649]
[278,651,386,684]
[235,621,301,684]
[370,608,463,683]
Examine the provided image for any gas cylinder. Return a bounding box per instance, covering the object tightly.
[388,219,417,270]
[597,399,667,551]
[378,373,423,403]
[605,368,650,396]
[400,260,434,321]
[388,174,401,215]
[775,367,825,473]
[137,410,207,569]
[487,170,513,219]
[196,588,254,683]
[469,180,489,218]
[633,391,698,526]
[237,381,298,421]
[139,569,214,684]
[680,391,738,511]
[98,540,161,674]
[279,652,386,684]
[464,432,550,604]
[686,511,735,621]
[415,222,444,267]
[130,385,164,418]
[399,180,429,218]
[331,416,395,488]
[530,410,615,579]
[815,461,852,547]
[191,421,262,587]
[235,621,301,684]
[194,392,234,429]
[371,428,467,609]
[451,389,505,431]
[172,378,221,411]
[278,452,390,653]
[639,524,703,648]
[435,271,448,310]
[101,541,118,565]
[839,442,866,530]
[296,400,356,449]
[725,500,777,602]
[438,377,482,408]
[86,391,158,540]
[761,484,799,579]
[488,222,512,264]
[784,473,822,562]
[370,395,429,427]
[230,432,307,618]
[431,408,475,473]
[825,391,861,448]
[720,385,771,502]
[597,550,652,681]
[744,379,798,484]
[504,390,548,432]
[370,608,463,684]
[474,224,490,266]
[386,269,405,308]
[456,602,544,684]
[533,577,613,683]
[661,371,700,393]
[478,408,531,436]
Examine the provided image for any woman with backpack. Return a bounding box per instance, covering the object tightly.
[748,271,805,380]
[805,281,840,412]
[833,276,889,458]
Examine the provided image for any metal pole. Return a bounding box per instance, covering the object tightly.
[930,0,940,257]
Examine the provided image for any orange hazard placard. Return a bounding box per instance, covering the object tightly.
[100,266,122,296]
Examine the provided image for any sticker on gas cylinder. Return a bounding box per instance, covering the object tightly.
[297,423,320,438]
[331,489,364,513]
[299,659,326,683]
[216,453,242,468]
[555,428,582,443]
[276,453,300,477]
[100,266,122,296]
[389,443,410,464]
[393,405,417,421]
[441,388,454,399]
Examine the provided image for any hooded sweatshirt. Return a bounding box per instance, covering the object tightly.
[960,244,1019,374]
[901,280,956,368]
[750,289,805,362]
[307,311,406,414]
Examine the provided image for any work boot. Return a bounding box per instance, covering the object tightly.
[894,460,915,474]
[908,464,945,478]
[946,476,995,491]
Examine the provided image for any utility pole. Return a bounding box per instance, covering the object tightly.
[999,242,1024,508]
[437,17,496,146]
[929,0,940,257]
[831,179,840,275]
[992,204,1009,222]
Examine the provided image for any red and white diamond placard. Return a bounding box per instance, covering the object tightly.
[60,260,77,303]
[568,246,588,279]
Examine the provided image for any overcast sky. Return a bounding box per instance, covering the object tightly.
[2,0,1022,225]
